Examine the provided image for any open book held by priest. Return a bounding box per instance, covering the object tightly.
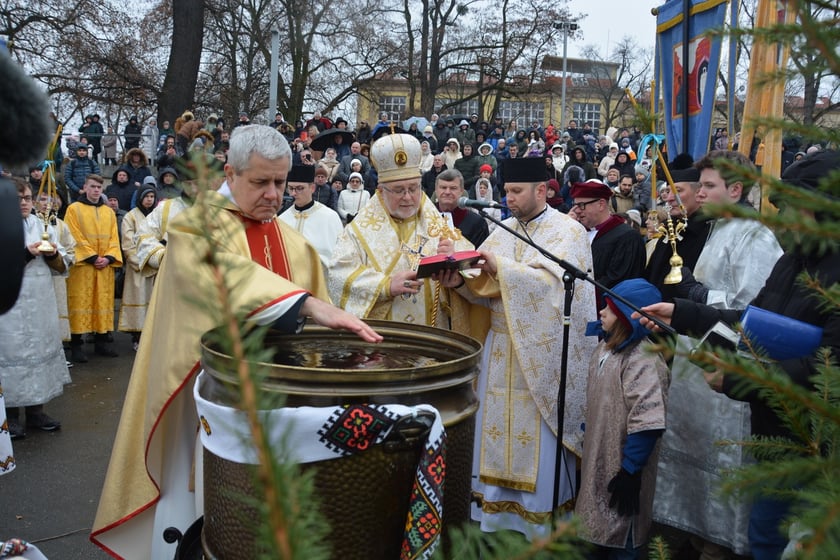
[415,250,483,279]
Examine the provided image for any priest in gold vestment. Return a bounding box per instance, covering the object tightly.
[327,132,482,337]
[440,157,597,539]
[91,125,381,560]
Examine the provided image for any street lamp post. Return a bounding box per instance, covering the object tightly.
[554,21,579,132]
[268,29,279,122]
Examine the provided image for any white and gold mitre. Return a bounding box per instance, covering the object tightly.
[370,132,422,183]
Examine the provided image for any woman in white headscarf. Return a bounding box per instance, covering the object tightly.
[419,141,435,174]
[473,177,500,233]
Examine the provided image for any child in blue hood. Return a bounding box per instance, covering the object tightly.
[576,278,670,559]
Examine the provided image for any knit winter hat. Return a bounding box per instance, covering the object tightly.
[604,278,662,349]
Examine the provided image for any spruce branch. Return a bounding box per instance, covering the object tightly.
[647,535,671,560]
[200,210,292,559]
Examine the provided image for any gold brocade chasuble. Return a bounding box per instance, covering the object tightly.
[328,191,487,338]
[466,209,596,492]
[92,190,329,559]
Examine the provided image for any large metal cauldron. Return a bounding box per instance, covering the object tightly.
[199,320,482,559]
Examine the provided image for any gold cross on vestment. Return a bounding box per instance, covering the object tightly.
[525,293,544,313]
[535,336,553,354]
[540,395,553,413]
[263,235,274,272]
[521,356,540,378]
[514,318,531,338]
[491,346,505,364]
[486,423,503,442]
[356,212,386,231]
[515,430,535,447]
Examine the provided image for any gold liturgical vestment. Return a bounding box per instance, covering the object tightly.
[64,200,122,334]
[91,187,329,560]
[328,191,484,337]
[465,207,596,536]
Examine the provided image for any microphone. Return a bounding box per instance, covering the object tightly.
[0,50,51,314]
[457,196,506,210]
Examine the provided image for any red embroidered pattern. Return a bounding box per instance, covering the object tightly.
[317,404,446,559]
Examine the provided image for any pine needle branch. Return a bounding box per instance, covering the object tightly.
[199,206,292,558]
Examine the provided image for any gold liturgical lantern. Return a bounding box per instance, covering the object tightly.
[624,89,689,285]
[35,125,63,253]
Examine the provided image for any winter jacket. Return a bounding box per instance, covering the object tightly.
[455,126,476,149]
[123,148,153,192]
[64,155,101,197]
[671,247,840,440]
[453,153,479,189]
[421,166,447,199]
[124,118,142,150]
[105,166,137,211]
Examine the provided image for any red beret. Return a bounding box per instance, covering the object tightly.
[479,164,493,174]
[570,180,613,201]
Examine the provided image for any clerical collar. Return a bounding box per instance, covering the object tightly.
[294,200,315,212]
[520,204,549,225]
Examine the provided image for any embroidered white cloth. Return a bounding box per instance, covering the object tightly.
[193,370,447,559]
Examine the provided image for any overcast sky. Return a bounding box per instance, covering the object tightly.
[566,0,662,58]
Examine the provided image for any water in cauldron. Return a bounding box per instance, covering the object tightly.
[271,339,440,369]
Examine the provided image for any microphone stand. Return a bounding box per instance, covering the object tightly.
[475,208,675,519]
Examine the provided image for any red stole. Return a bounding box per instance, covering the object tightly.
[238,213,293,280]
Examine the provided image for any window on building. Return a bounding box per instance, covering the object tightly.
[378,96,406,121]
[434,99,480,117]
[498,101,546,129]
[572,103,601,135]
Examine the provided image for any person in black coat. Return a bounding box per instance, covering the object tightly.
[123,115,142,151]
[563,145,596,179]
[421,154,448,200]
[637,150,840,560]
[453,143,479,190]
[644,167,711,301]
[434,168,488,249]
[104,166,136,212]
[570,179,645,310]
[87,113,105,162]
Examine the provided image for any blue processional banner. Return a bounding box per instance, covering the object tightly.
[657,0,728,161]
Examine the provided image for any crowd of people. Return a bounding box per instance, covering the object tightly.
[3,105,836,560]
